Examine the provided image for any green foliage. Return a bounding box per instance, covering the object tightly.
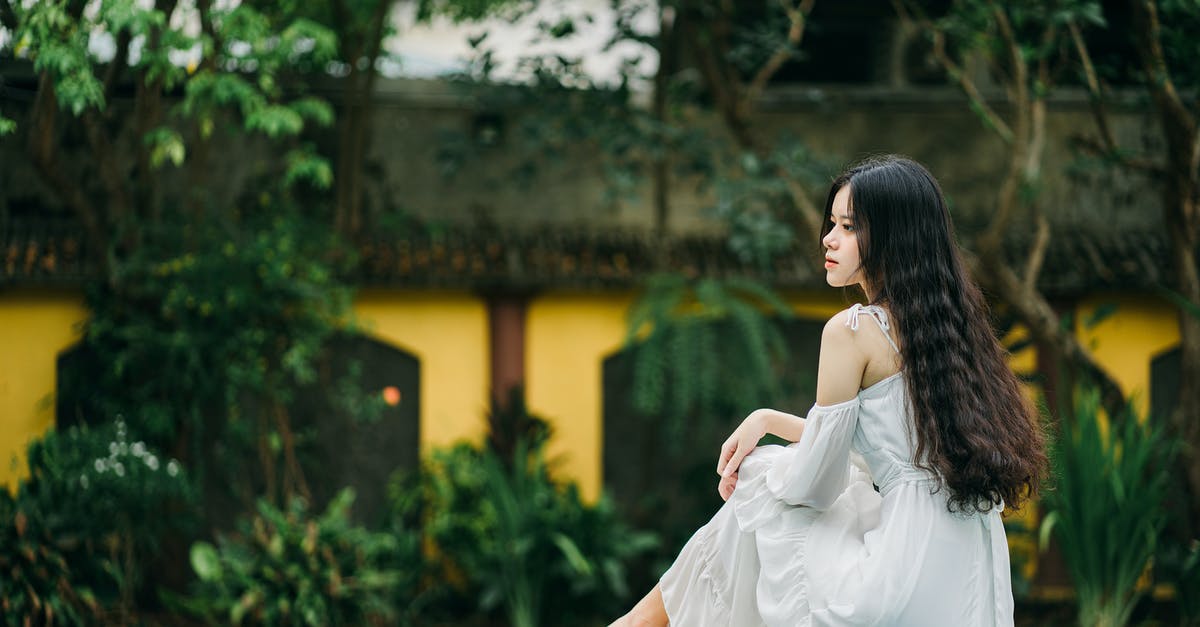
[10,0,106,115]
[285,144,335,190]
[82,211,353,456]
[188,488,402,626]
[0,421,191,624]
[935,0,1105,64]
[714,140,835,268]
[1039,387,1176,627]
[1158,0,1200,86]
[5,0,337,182]
[0,491,97,626]
[405,439,656,627]
[448,2,832,225]
[626,274,794,439]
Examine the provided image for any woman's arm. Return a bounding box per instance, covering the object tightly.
[717,311,869,479]
[754,408,806,441]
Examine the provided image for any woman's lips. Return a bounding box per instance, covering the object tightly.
[824,259,838,269]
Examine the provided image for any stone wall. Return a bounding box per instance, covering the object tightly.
[1,74,1164,240]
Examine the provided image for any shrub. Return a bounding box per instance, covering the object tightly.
[189,488,401,626]
[1040,387,1176,627]
[405,439,657,627]
[0,491,97,626]
[0,420,191,624]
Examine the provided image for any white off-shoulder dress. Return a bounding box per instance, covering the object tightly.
[659,304,1013,626]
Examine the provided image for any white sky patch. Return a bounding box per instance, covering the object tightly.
[88,30,117,62]
[1,0,659,89]
[388,0,659,88]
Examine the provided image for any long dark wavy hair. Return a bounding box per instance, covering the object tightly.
[821,155,1047,512]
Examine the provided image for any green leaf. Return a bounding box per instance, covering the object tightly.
[1155,285,1200,320]
[145,127,187,168]
[190,542,222,581]
[284,147,333,189]
[289,97,334,127]
[246,104,304,138]
[551,532,593,577]
[1083,302,1118,329]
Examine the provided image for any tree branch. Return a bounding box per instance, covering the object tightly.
[102,30,132,100]
[651,4,676,242]
[1023,214,1049,293]
[979,2,1031,255]
[28,72,107,266]
[335,0,391,237]
[1028,21,1056,181]
[1130,0,1199,255]
[196,0,220,73]
[131,0,180,224]
[1067,19,1119,156]
[989,2,1029,137]
[1070,135,1164,175]
[966,250,1127,418]
[83,110,131,219]
[892,0,1014,144]
[1129,0,1197,175]
[679,4,757,151]
[743,0,815,112]
[785,176,823,245]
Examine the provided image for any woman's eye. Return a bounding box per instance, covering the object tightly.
[843,224,855,232]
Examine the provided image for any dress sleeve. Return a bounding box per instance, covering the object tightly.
[730,397,861,532]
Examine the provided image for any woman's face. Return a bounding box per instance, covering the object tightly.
[822,185,865,290]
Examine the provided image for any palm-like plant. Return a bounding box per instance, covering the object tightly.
[1040,386,1176,627]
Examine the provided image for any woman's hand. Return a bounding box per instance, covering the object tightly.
[718,470,739,501]
[717,410,769,481]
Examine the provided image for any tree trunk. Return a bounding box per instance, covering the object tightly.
[334,1,389,239]
[1128,0,1200,528]
[1167,185,1200,527]
[968,251,1128,419]
[651,4,675,258]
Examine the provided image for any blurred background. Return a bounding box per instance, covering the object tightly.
[1,0,1198,625]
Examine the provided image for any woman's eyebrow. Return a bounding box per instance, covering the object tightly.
[832,212,853,221]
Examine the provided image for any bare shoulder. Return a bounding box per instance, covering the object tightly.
[821,308,866,353]
[815,308,870,405]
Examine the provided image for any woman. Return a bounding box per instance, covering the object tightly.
[613,155,1046,626]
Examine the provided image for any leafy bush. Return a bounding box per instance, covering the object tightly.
[0,492,97,626]
[0,420,191,624]
[405,439,657,627]
[189,488,402,626]
[75,210,355,501]
[1040,387,1176,627]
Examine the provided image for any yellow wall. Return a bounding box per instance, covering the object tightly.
[1076,292,1181,417]
[526,293,634,503]
[353,290,490,452]
[0,289,488,490]
[0,284,1179,506]
[780,289,862,321]
[525,289,859,502]
[0,290,88,488]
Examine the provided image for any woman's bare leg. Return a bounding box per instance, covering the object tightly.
[609,583,668,627]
